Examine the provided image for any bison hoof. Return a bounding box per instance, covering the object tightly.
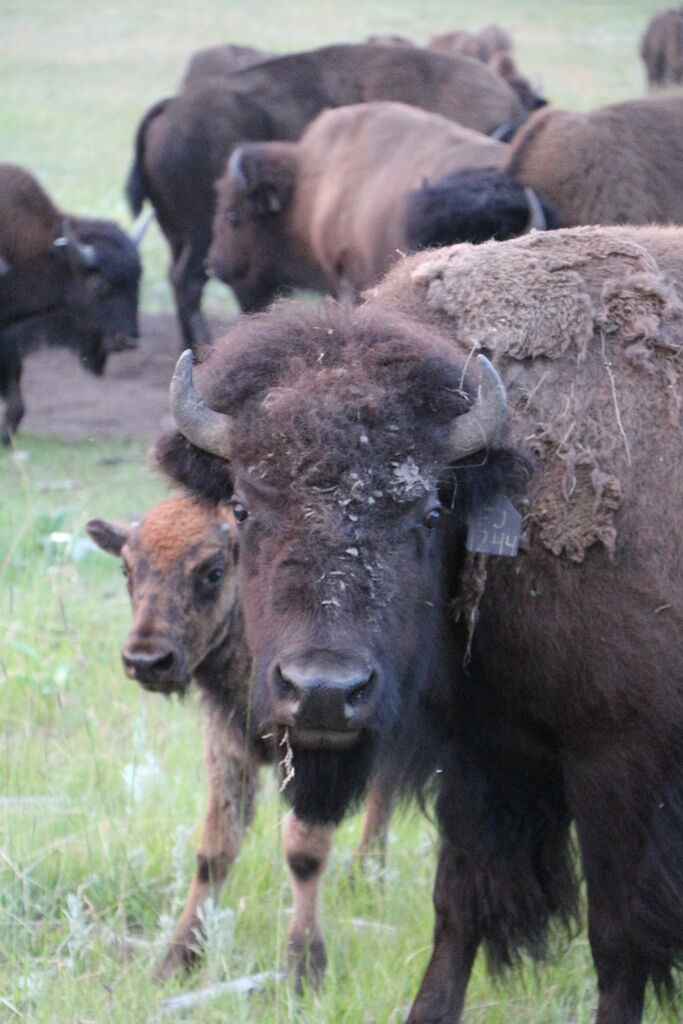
[152,941,202,983]
[288,934,327,994]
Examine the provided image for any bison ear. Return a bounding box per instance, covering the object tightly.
[86,517,129,556]
[229,144,296,218]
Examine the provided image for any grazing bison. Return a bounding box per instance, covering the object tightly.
[125,42,524,347]
[159,223,683,1022]
[0,162,141,442]
[179,43,275,88]
[405,93,683,250]
[640,8,683,88]
[207,101,506,309]
[86,496,389,988]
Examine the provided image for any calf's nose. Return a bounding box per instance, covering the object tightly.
[274,651,376,732]
[122,645,175,687]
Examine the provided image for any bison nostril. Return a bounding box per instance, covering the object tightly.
[275,667,300,702]
[344,674,375,713]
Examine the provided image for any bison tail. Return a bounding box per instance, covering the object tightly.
[124,96,172,216]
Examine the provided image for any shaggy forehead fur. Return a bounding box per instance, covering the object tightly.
[134,496,227,569]
[195,300,477,510]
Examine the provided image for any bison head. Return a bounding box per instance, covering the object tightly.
[207,143,319,313]
[56,219,141,373]
[86,498,239,696]
[404,167,561,252]
[158,300,527,823]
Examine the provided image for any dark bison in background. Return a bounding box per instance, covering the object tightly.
[0,162,141,443]
[179,42,275,88]
[125,42,524,349]
[87,495,389,990]
[207,101,506,310]
[404,92,683,251]
[159,223,683,1022]
[640,7,683,88]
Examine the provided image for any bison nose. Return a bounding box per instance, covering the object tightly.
[122,646,176,688]
[273,651,377,733]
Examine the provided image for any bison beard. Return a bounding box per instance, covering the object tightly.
[281,733,377,825]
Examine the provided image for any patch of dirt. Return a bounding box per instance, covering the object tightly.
[17,314,231,445]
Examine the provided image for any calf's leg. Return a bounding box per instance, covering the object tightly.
[283,811,333,992]
[354,772,394,867]
[153,711,259,980]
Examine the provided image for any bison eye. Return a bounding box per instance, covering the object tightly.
[227,210,241,227]
[205,566,224,585]
[232,502,249,524]
[423,507,442,530]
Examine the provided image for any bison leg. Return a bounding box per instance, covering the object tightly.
[0,341,25,443]
[404,837,481,1024]
[353,772,394,868]
[153,710,259,981]
[569,770,652,1024]
[282,810,333,992]
[170,240,212,353]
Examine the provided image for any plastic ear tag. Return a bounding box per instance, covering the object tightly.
[466,494,521,557]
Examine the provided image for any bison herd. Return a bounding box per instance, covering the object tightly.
[5,13,683,1024]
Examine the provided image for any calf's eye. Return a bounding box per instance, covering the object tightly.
[232,503,249,524]
[206,566,224,585]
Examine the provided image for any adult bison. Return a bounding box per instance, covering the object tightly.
[125,42,524,347]
[87,495,390,988]
[0,163,142,443]
[640,7,683,88]
[207,101,507,309]
[404,93,683,251]
[159,223,683,1022]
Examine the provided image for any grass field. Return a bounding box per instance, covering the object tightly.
[1,2,680,1022]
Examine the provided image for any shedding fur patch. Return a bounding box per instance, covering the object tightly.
[406,228,683,560]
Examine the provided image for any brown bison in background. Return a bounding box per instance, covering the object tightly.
[404,93,683,252]
[87,496,390,990]
[159,223,683,1022]
[207,101,507,310]
[428,23,512,61]
[640,7,683,88]
[125,42,524,349]
[179,42,276,88]
[0,162,141,443]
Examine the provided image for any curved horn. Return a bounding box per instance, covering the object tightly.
[130,208,155,246]
[228,147,249,191]
[448,355,507,461]
[523,186,547,232]
[53,218,99,268]
[170,349,234,459]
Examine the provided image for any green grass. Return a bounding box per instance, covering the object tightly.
[1,2,681,1021]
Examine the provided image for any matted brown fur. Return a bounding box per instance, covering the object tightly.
[370,225,683,561]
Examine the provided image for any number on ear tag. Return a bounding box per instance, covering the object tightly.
[466,494,521,557]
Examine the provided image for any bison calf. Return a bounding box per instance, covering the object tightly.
[0,162,142,442]
[87,496,388,988]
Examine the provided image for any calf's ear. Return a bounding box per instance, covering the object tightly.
[85,517,129,556]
